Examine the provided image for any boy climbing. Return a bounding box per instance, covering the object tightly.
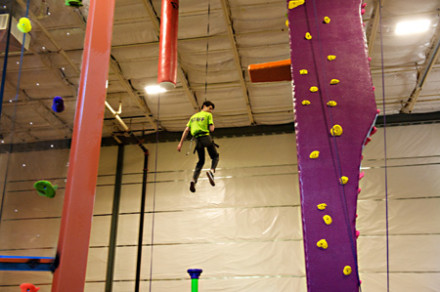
[177,101,219,192]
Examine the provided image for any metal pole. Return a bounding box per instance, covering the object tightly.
[0,12,13,118]
[135,151,149,292]
[51,0,115,291]
[105,144,125,292]
[187,269,203,292]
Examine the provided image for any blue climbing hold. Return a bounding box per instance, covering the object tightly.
[52,96,65,113]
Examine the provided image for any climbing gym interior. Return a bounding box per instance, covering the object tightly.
[0,0,439,291]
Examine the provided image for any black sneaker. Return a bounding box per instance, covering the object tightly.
[190,181,196,193]
[206,171,215,186]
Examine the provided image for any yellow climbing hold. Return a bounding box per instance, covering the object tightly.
[288,0,305,9]
[340,176,349,185]
[305,32,312,40]
[317,239,328,249]
[330,79,340,85]
[323,16,331,24]
[330,125,343,136]
[317,203,327,210]
[300,69,308,75]
[327,55,336,61]
[302,100,311,106]
[310,86,319,92]
[343,265,352,276]
[17,17,32,33]
[327,100,338,107]
[323,215,333,225]
[285,19,289,27]
[309,150,320,159]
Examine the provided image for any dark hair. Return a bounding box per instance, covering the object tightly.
[202,100,215,109]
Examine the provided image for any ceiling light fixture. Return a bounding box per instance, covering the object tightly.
[395,19,430,36]
[145,85,167,94]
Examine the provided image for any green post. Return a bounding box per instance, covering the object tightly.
[187,269,202,292]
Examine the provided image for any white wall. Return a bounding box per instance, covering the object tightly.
[0,125,439,291]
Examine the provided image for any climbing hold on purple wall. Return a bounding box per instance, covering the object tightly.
[316,239,328,249]
[317,203,327,210]
[330,79,340,85]
[310,86,319,92]
[364,137,372,145]
[305,32,312,40]
[339,176,349,185]
[288,0,305,9]
[300,69,308,75]
[302,100,311,106]
[327,55,336,61]
[330,124,343,136]
[323,16,331,24]
[343,265,352,276]
[309,151,320,159]
[327,100,338,107]
[323,215,333,225]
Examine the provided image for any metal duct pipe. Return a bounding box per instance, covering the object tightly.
[157,0,179,89]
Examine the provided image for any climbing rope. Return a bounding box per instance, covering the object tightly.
[148,94,161,292]
[378,0,390,290]
[0,0,31,224]
[204,0,211,101]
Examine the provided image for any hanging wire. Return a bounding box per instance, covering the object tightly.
[148,94,161,292]
[308,0,362,288]
[378,0,390,290]
[203,0,211,101]
[0,0,31,223]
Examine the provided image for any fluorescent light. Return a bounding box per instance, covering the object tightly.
[395,19,430,36]
[145,85,167,94]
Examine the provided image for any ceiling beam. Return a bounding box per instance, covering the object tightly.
[401,23,440,113]
[366,0,385,57]
[109,57,158,129]
[17,0,160,130]
[220,0,255,124]
[140,0,200,112]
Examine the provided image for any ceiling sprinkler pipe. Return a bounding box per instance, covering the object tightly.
[157,0,179,88]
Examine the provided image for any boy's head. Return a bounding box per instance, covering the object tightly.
[202,101,215,112]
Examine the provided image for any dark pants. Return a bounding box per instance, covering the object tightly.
[193,135,219,182]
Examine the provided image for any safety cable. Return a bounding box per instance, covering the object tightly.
[0,0,31,225]
[204,0,211,101]
[148,94,161,292]
[307,0,362,288]
[378,0,390,290]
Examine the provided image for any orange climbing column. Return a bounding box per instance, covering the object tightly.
[51,1,115,291]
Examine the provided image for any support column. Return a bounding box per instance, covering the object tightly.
[51,1,115,291]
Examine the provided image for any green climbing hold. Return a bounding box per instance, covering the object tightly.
[65,0,83,7]
[33,180,58,198]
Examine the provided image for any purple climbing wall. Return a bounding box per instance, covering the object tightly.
[286,0,377,291]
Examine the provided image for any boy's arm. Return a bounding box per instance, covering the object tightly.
[177,127,190,152]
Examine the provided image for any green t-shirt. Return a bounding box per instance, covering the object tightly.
[186,111,214,137]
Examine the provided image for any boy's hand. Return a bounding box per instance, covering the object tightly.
[177,143,182,152]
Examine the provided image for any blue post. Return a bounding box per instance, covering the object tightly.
[187,269,203,292]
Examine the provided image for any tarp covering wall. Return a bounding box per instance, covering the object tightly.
[0,124,439,291]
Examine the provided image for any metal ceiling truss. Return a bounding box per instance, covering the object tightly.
[220,0,255,125]
[401,22,440,113]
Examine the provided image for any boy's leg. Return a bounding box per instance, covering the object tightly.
[206,140,219,187]
[191,143,205,192]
